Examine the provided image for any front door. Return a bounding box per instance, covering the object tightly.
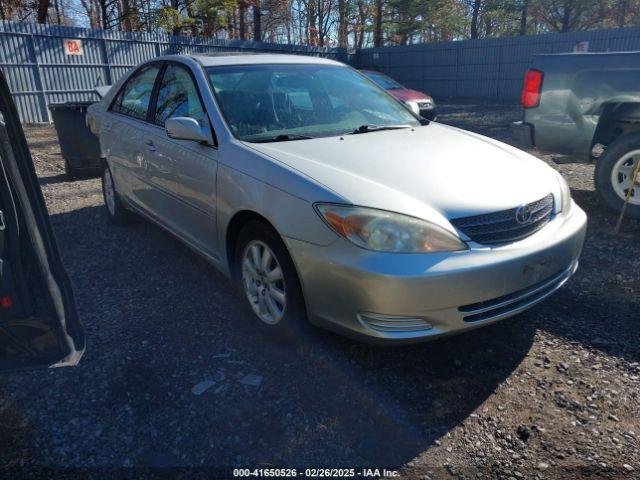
[143,63,218,259]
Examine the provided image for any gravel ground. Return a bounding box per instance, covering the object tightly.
[1,104,638,479]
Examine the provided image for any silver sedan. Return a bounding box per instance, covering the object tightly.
[87,54,587,344]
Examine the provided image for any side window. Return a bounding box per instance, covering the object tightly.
[111,64,161,121]
[154,64,206,127]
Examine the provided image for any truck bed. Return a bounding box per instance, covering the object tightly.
[514,51,640,162]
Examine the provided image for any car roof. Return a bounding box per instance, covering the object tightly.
[174,53,345,67]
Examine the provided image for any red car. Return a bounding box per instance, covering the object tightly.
[360,69,438,121]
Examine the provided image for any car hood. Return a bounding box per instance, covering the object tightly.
[388,88,431,102]
[245,123,558,228]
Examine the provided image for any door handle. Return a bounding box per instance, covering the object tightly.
[145,140,156,152]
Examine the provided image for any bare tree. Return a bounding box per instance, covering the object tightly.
[354,0,367,48]
[79,0,101,28]
[239,0,247,39]
[533,0,607,33]
[617,0,630,27]
[470,0,481,38]
[36,0,51,22]
[253,0,262,40]
[374,0,383,46]
[337,0,348,46]
[519,0,528,34]
[53,0,61,23]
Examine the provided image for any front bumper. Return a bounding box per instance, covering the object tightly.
[510,121,534,148]
[286,205,587,344]
[420,107,438,121]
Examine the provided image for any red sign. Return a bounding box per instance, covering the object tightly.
[573,41,589,53]
[64,39,83,56]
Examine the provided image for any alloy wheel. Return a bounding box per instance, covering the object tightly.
[241,240,287,325]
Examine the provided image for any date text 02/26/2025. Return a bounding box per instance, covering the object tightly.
[232,468,400,477]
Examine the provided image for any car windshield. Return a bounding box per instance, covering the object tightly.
[362,71,404,90]
[206,64,420,142]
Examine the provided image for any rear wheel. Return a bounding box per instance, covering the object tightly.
[235,220,306,336]
[102,165,131,225]
[595,133,640,219]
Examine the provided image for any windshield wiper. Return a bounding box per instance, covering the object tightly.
[346,124,413,135]
[251,134,315,143]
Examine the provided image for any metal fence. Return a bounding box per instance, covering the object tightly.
[354,27,640,100]
[0,20,349,123]
[2,19,640,123]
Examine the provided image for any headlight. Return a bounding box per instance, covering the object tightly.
[421,97,435,108]
[556,173,573,214]
[315,204,468,253]
[404,101,420,115]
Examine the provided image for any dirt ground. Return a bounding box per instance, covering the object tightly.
[1,104,638,479]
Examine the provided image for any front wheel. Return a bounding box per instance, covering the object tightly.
[595,133,640,219]
[235,220,307,337]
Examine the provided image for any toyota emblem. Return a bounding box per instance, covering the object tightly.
[515,204,534,224]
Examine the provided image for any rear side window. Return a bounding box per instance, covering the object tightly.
[111,64,161,121]
[154,64,206,127]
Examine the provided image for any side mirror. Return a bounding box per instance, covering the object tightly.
[165,117,213,145]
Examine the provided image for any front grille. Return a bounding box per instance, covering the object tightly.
[451,194,554,244]
[459,266,572,323]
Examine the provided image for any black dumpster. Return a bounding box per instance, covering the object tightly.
[49,101,102,177]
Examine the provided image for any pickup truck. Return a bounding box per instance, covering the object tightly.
[510,52,640,219]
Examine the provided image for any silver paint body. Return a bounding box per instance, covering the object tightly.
[88,54,587,344]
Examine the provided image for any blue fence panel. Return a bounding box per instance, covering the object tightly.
[2,19,640,122]
[0,20,349,122]
[355,26,640,101]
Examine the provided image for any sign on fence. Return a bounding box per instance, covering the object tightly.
[64,38,84,55]
[573,41,589,53]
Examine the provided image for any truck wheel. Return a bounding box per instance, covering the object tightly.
[595,133,640,219]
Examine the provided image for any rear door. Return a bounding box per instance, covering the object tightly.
[0,70,84,372]
[142,62,219,258]
[104,63,163,213]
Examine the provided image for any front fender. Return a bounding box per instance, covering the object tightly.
[215,143,342,275]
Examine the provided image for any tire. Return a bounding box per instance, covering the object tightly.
[235,219,307,338]
[595,133,640,219]
[102,165,132,225]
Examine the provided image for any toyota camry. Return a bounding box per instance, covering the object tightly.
[87,54,587,344]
